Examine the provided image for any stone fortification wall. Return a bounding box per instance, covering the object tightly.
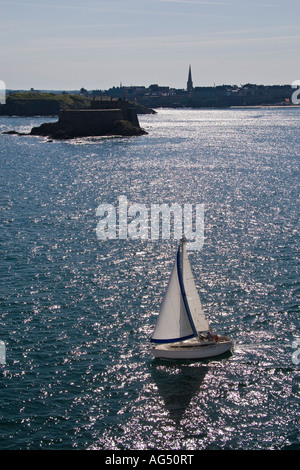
[90,98,140,127]
[125,108,139,127]
[4,99,146,139]
[59,109,124,135]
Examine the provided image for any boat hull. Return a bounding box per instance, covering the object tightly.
[150,337,234,360]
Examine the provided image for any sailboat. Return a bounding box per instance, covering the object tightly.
[150,238,234,359]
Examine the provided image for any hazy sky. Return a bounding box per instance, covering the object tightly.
[1,0,299,90]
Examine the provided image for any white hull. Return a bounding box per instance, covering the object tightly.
[151,336,234,360]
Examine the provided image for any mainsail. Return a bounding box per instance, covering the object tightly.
[181,241,209,333]
[151,239,209,344]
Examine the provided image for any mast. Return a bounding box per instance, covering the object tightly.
[177,238,198,337]
[181,238,210,333]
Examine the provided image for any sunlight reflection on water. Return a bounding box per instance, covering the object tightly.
[0,108,299,449]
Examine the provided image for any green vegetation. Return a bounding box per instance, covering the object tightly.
[0,91,155,116]
[0,92,90,116]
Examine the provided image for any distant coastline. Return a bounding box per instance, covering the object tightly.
[0,84,298,117]
[228,104,300,109]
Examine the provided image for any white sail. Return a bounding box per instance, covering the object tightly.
[151,249,196,343]
[150,239,234,359]
[181,241,210,332]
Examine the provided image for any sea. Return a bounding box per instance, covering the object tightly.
[0,108,299,451]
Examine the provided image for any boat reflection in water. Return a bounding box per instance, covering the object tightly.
[151,363,208,423]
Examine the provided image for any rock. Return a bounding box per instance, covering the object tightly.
[109,120,147,136]
[28,119,146,139]
[30,122,73,139]
[2,130,28,136]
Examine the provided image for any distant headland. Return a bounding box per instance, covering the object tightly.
[0,91,155,117]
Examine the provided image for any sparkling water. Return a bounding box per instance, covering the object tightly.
[0,108,299,449]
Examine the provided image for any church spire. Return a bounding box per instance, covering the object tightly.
[187,65,193,93]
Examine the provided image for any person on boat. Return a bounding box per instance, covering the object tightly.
[206,331,219,342]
